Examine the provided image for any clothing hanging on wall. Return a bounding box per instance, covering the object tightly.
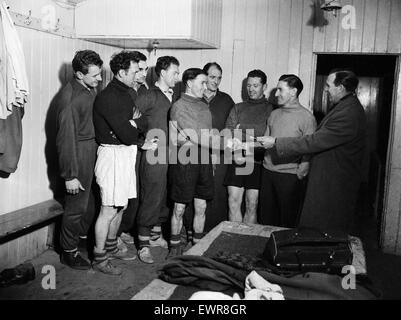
[0,1,29,174]
[0,1,29,118]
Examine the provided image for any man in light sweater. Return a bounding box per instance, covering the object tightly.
[259,74,316,227]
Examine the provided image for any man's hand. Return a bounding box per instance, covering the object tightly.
[65,178,85,195]
[129,119,137,128]
[132,108,142,120]
[296,162,310,180]
[226,137,244,151]
[255,136,276,149]
[141,138,158,151]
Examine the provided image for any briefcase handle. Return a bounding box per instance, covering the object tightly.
[292,226,329,239]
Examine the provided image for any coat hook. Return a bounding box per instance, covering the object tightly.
[152,40,160,56]
[24,10,32,25]
[54,18,60,31]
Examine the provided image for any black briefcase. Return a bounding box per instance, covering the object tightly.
[263,227,353,274]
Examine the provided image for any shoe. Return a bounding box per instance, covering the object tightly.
[120,232,135,245]
[138,247,154,264]
[0,263,35,287]
[60,251,91,270]
[149,236,168,249]
[108,248,137,261]
[166,246,183,260]
[117,237,128,253]
[92,260,122,276]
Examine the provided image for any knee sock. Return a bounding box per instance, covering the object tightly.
[193,232,204,244]
[187,230,193,243]
[170,234,181,248]
[93,250,108,265]
[138,236,150,249]
[105,238,118,254]
[150,226,162,241]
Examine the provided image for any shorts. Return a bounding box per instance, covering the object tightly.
[169,161,214,204]
[95,144,137,207]
[223,162,262,190]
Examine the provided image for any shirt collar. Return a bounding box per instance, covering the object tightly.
[71,78,95,95]
[155,82,174,101]
[111,77,130,90]
[247,95,267,104]
[203,89,217,103]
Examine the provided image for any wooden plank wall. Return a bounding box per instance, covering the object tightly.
[0,0,122,269]
[1,0,401,268]
[155,0,401,106]
[155,0,401,254]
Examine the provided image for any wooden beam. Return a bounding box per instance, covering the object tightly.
[9,11,75,39]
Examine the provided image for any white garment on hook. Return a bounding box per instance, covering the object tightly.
[0,1,29,119]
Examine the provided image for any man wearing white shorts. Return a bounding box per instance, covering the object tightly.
[92,51,157,275]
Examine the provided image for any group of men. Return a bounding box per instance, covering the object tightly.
[55,49,367,276]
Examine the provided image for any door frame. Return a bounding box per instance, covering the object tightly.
[381,54,401,253]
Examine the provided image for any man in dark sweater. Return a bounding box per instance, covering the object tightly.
[92,51,157,275]
[256,70,367,234]
[224,69,273,224]
[56,50,103,270]
[117,51,149,251]
[136,56,180,264]
[201,62,234,231]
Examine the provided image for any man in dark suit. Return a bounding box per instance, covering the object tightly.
[255,69,367,233]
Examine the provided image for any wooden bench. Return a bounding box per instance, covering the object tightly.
[132,221,367,300]
[0,199,63,240]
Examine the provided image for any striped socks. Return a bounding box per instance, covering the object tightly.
[170,234,181,248]
[138,236,150,249]
[105,238,118,254]
[93,249,108,265]
[150,226,162,241]
[193,232,204,244]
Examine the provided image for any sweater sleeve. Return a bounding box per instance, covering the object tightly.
[56,97,79,180]
[300,113,317,162]
[225,106,238,131]
[134,92,154,134]
[276,106,358,157]
[170,103,222,150]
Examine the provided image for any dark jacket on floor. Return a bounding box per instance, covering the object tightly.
[160,255,379,300]
[276,94,367,233]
